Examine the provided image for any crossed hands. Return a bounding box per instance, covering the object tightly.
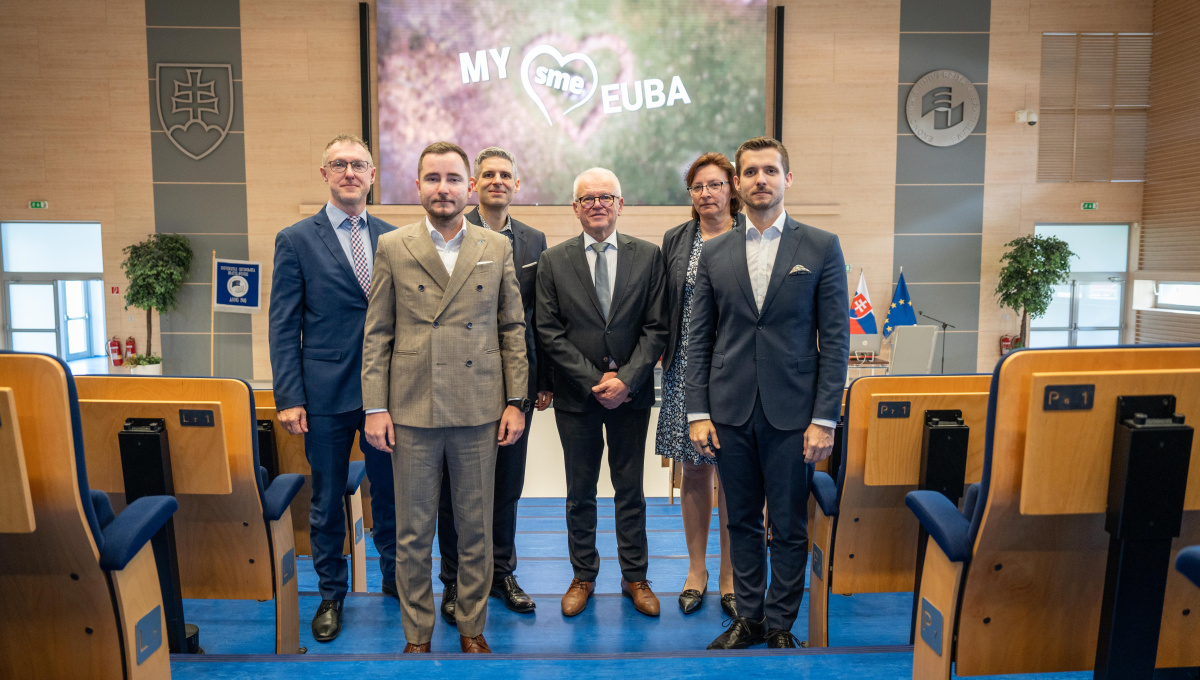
[592,371,631,409]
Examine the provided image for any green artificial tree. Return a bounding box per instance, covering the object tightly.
[120,233,193,363]
[994,234,1075,346]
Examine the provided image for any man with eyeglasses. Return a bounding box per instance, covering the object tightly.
[269,133,399,643]
[436,147,550,625]
[535,168,669,618]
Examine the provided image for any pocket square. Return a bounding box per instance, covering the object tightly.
[522,261,538,269]
[477,260,494,265]
[788,265,811,275]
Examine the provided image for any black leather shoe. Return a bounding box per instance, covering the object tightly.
[311,599,343,642]
[766,629,800,648]
[720,593,738,618]
[440,583,457,626]
[490,575,536,613]
[381,580,399,600]
[706,616,766,649]
[678,586,706,615]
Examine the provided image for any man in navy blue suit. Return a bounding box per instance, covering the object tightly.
[269,133,398,642]
[686,136,849,649]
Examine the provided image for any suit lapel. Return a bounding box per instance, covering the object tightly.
[366,213,386,253]
[436,222,486,318]
[402,221,451,290]
[607,233,634,322]
[760,217,804,315]
[313,209,364,295]
[566,236,605,320]
[729,221,757,313]
[510,222,527,264]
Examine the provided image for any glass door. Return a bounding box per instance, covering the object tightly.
[7,282,58,354]
[61,279,91,361]
[1029,275,1125,347]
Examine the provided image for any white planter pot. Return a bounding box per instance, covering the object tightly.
[130,363,163,375]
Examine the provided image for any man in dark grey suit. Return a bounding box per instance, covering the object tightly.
[686,137,849,649]
[535,167,669,618]
[437,147,550,622]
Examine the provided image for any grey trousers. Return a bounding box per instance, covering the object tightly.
[392,421,498,642]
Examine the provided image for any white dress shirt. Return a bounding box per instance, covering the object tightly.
[582,229,619,293]
[688,211,835,430]
[426,216,467,274]
[325,202,372,278]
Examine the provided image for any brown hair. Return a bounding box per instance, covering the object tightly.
[685,152,741,221]
[418,141,470,177]
[322,133,371,164]
[734,136,790,176]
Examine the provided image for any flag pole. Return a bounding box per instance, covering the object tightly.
[210,250,216,376]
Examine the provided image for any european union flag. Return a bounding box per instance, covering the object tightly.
[883,272,917,338]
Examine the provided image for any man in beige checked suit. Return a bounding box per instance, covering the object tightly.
[362,141,528,654]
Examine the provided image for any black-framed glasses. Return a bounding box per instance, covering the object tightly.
[576,194,618,208]
[687,181,730,196]
[327,159,373,174]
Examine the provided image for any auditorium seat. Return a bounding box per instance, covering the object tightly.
[0,352,178,679]
[1179,546,1200,589]
[255,389,371,592]
[906,346,1200,678]
[807,374,989,647]
[73,375,305,654]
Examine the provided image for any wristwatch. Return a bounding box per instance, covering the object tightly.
[507,397,532,412]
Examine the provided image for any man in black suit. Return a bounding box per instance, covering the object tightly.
[437,147,550,622]
[269,133,398,642]
[686,137,849,649]
[536,167,669,618]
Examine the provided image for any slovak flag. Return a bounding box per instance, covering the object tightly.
[849,272,877,335]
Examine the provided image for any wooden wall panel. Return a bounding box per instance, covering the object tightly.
[979,0,1152,371]
[0,0,154,357]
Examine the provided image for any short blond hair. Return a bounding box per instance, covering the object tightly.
[322,133,371,164]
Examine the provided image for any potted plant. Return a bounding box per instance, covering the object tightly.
[120,233,193,374]
[994,234,1075,348]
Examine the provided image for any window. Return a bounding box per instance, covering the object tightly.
[1038,33,1151,183]
[1,221,107,360]
[1028,224,1129,348]
[1155,282,1200,312]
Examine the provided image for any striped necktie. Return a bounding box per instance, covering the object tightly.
[348,215,370,295]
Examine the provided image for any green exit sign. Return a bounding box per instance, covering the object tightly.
[1081,202,1098,210]
[29,200,48,209]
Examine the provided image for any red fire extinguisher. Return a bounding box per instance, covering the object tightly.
[125,337,136,358]
[108,336,124,366]
[1000,335,1015,355]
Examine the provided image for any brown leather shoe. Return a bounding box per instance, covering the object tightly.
[403,642,431,653]
[459,634,492,653]
[621,578,661,616]
[560,578,595,616]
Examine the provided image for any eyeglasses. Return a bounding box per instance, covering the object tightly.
[327,159,373,174]
[576,194,618,209]
[687,181,730,196]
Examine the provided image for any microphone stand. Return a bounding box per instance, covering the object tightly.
[918,311,956,374]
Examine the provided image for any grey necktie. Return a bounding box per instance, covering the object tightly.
[591,242,611,320]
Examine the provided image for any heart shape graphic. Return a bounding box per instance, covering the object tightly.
[518,35,634,145]
[520,45,599,126]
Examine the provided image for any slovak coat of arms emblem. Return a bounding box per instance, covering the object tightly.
[155,63,235,160]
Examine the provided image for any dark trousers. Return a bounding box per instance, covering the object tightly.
[715,395,811,631]
[438,409,533,586]
[555,404,651,583]
[305,410,397,600]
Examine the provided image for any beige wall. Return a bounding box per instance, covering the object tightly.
[0,0,1156,375]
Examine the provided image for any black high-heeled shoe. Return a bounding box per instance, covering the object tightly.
[720,593,738,618]
[678,585,707,614]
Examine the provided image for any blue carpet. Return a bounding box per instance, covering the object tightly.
[168,497,1096,679]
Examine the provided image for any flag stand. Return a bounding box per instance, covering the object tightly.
[209,250,216,377]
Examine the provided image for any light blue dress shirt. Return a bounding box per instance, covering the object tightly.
[324,202,372,279]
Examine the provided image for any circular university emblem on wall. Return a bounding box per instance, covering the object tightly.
[905,70,981,147]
